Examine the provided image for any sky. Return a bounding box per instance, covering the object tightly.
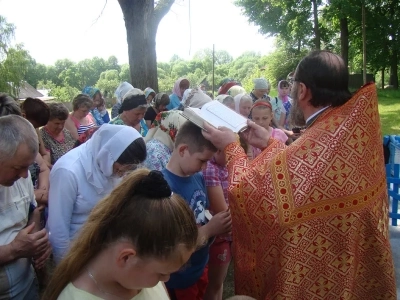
[0,0,275,65]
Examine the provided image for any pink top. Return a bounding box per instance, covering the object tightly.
[252,128,288,159]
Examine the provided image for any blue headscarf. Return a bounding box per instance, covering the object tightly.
[82,86,104,126]
[82,86,101,99]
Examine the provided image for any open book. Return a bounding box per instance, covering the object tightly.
[182,100,248,133]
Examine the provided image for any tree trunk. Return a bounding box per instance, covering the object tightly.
[118,0,175,91]
[311,0,321,50]
[388,1,399,89]
[362,4,367,85]
[389,46,399,89]
[340,17,349,68]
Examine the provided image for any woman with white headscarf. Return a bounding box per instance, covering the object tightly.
[47,124,147,264]
[177,87,212,110]
[111,82,134,119]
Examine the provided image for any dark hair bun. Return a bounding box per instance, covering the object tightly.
[136,170,172,198]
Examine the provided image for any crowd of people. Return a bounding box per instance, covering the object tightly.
[0,50,396,300]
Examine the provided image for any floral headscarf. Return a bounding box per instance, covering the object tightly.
[144,110,187,151]
[82,86,101,99]
[182,88,212,108]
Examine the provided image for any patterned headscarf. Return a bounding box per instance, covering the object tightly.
[153,93,169,109]
[182,88,212,108]
[119,88,147,114]
[144,110,187,151]
[82,86,101,99]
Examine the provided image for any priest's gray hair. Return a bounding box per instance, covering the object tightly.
[0,115,38,162]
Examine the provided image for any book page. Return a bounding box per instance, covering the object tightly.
[200,101,248,132]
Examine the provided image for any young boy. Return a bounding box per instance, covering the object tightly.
[162,121,232,300]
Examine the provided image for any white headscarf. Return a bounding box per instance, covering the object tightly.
[182,88,212,108]
[115,82,134,104]
[180,89,192,106]
[79,124,142,194]
[234,93,245,114]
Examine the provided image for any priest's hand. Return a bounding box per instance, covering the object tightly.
[202,122,237,151]
[239,120,271,150]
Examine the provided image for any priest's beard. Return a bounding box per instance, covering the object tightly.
[289,86,306,127]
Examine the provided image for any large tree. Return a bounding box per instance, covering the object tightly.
[234,0,322,51]
[0,16,30,96]
[118,0,175,91]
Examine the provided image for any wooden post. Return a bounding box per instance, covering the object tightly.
[212,44,215,97]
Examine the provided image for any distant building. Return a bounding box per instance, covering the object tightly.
[16,81,55,101]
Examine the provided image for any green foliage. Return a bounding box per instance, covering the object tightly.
[263,49,305,87]
[119,64,131,82]
[377,89,400,134]
[0,16,31,96]
[51,86,80,102]
[0,44,31,96]
[95,69,121,96]
[0,15,15,60]
[235,0,316,50]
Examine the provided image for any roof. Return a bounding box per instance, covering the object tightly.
[17,81,44,100]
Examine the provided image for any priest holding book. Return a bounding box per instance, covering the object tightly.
[202,50,396,300]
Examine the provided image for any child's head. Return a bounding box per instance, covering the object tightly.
[44,169,198,299]
[234,94,253,117]
[251,100,273,130]
[20,97,50,128]
[174,121,217,175]
[252,77,270,99]
[215,95,235,111]
[278,80,290,99]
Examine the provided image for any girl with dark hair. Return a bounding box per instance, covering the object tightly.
[44,169,198,299]
[47,124,147,264]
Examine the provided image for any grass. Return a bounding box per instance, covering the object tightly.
[378,90,400,135]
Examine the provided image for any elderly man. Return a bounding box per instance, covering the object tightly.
[0,115,51,299]
[203,51,396,299]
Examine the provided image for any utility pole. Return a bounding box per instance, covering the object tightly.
[212,44,215,97]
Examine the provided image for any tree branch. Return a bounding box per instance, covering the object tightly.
[91,0,108,27]
[153,0,175,26]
